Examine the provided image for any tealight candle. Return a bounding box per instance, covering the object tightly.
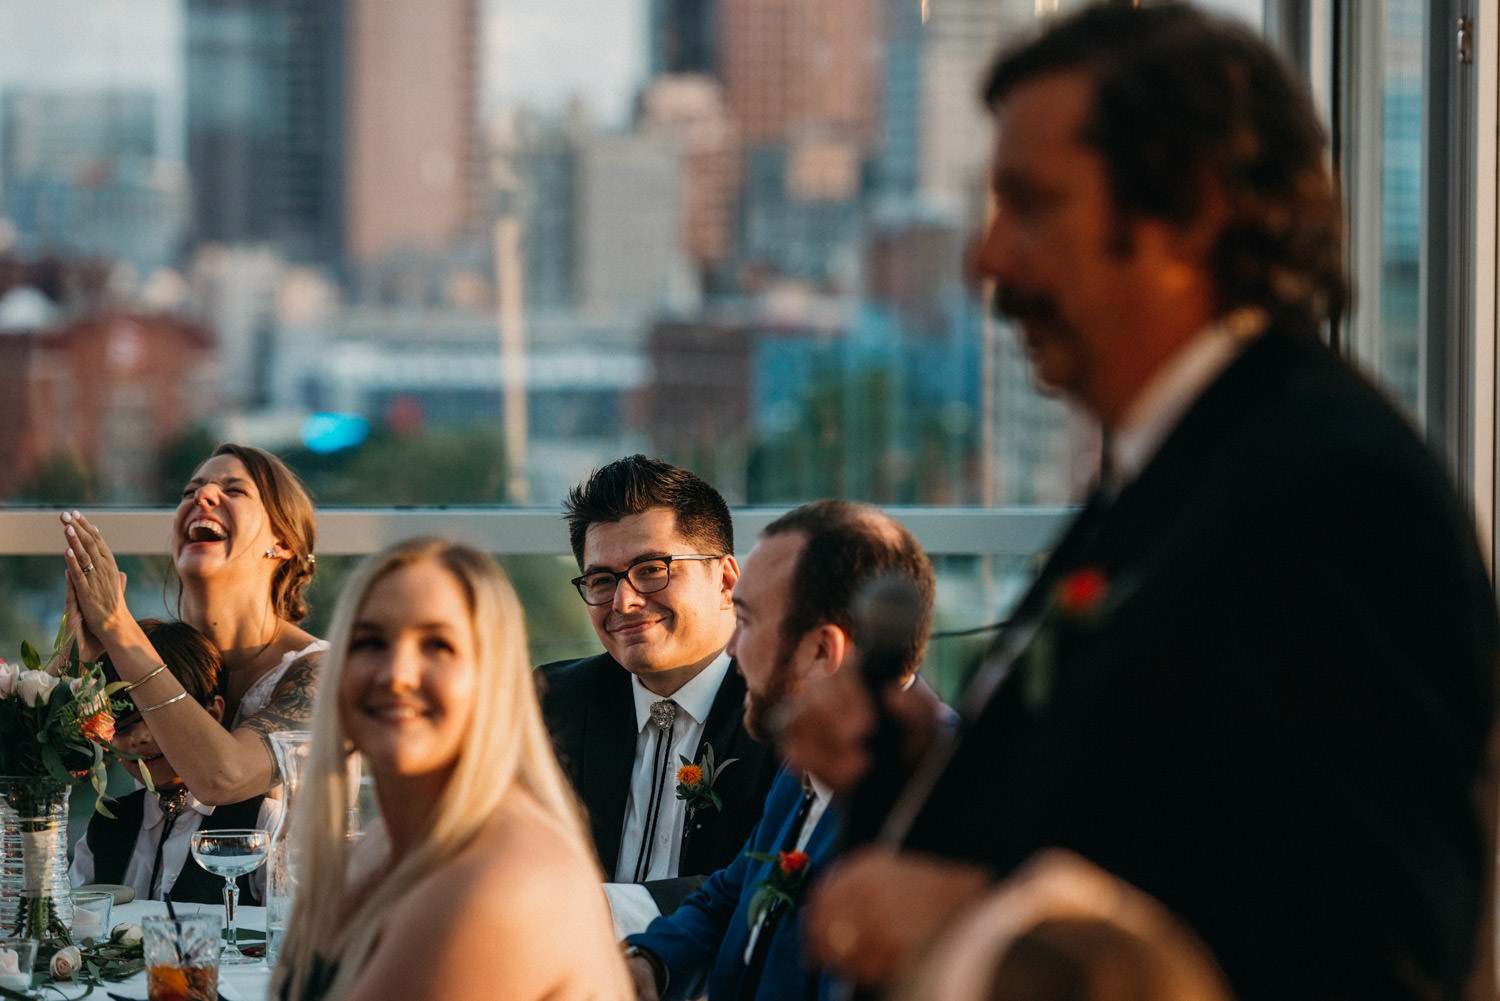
[73,909,103,929]
[0,946,28,989]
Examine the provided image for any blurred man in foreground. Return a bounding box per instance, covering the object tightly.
[788,6,1500,1001]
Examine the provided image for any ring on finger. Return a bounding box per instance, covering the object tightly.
[81,564,95,573]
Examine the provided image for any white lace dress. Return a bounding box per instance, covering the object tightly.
[231,639,329,728]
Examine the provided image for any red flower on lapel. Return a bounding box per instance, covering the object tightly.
[1023,567,1121,710]
[1056,568,1108,617]
[745,849,813,930]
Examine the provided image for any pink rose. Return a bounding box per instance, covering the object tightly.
[17,670,60,707]
[49,945,81,981]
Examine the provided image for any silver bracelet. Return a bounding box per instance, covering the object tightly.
[139,690,190,714]
[121,662,168,693]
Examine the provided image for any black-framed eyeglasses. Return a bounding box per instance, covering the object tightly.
[571,553,723,605]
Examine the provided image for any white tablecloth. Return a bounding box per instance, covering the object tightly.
[54,899,273,1001]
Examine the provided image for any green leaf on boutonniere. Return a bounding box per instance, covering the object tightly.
[744,849,812,930]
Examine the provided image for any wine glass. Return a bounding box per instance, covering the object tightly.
[190,828,271,965]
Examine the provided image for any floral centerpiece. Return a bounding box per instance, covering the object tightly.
[0,922,148,1001]
[0,617,129,947]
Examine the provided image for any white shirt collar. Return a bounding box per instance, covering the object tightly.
[140,788,215,830]
[804,769,833,808]
[1108,308,1266,489]
[629,650,731,732]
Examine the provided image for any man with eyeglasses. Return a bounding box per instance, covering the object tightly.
[538,454,780,938]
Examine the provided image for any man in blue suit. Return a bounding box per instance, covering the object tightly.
[623,500,937,1001]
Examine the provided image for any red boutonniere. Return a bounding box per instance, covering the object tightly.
[744,849,812,930]
[1022,567,1121,710]
[676,743,738,832]
[1055,567,1108,617]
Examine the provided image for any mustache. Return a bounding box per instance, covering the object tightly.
[992,284,1063,326]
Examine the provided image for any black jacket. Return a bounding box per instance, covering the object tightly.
[537,653,780,914]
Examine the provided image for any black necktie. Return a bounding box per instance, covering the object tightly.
[633,699,678,883]
[737,777,817,1001]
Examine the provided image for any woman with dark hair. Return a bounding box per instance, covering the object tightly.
[60,442,324,803]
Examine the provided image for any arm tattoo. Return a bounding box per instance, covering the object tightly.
[237,651,322,781]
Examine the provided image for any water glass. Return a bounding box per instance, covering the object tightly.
[143,914,221,1001]
[70,890,113,943]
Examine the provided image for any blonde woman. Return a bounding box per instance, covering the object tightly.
[272,537,631,1001]
[61,442,324,803]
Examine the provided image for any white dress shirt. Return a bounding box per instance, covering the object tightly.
[1108,308,1266,490]
[604,651,732,938]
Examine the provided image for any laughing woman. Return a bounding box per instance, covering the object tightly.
[60,443,323,803]
[272,538,630,1001]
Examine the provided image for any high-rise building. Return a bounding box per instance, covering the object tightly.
[187,0,479,277]
[1,90,186,277]
[917,0,1032,220]
[648,0,718,77]
[575,130,696,323]
[639,75,739,281]
[184,0,346,266]
[344,0,480,268]
[717,0,881,147]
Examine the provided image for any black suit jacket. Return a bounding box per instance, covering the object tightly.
[903,328,1499,1001]
[537,652,780,914]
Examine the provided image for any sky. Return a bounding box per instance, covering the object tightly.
[485,0,646,125]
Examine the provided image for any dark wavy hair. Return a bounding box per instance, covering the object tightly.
[984,2,1347,334]
[762,500,935,683]
[562,454,733,567]
[206,443,318,623]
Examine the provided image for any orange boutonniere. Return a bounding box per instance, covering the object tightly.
[676,743,738,831]
[1022,567,1122,710]
[744,849,812,930]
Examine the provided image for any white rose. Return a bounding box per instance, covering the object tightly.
[68,677,83,697]
[17,670,60,708]
[49,944,81,981]
[0,661,16,698]
[110,923,143,948]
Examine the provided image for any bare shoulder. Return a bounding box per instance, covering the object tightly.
[352,796,629,1001]
[441,795,604,914]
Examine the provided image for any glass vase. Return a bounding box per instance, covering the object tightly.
[0,776,74,946]
[265,730,313,965]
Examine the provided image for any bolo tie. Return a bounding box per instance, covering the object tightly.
[632,699,678,883]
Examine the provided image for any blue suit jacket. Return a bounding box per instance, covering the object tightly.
[628,767,837,1001]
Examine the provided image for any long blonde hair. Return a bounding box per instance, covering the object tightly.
[271,537,594,1001]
